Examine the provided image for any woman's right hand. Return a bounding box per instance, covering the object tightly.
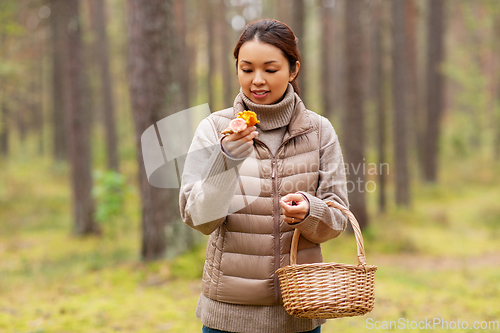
[222,125,259,159]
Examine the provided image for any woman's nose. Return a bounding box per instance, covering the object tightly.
[252,71,265,85]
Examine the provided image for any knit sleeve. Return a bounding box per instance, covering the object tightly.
[293,116,349,244]
[179,117,248,235]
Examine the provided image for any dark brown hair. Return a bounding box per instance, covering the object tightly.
[233,19,302,97]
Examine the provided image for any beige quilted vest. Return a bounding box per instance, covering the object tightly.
[202,98,322,306]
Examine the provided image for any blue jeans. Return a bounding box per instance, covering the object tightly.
[202,325,321,333]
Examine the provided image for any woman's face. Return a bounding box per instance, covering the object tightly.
[237,40,299,105]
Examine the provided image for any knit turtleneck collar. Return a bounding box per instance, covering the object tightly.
[235,83,296,131]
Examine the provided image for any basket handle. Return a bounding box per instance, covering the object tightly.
[290,200,367,266]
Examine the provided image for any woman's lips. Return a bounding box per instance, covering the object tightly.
[252,91,269,99]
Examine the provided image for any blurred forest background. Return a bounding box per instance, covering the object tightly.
[1,0,500,332]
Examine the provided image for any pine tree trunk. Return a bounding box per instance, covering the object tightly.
[17,100,27,144]
[494,11,500,161]
[424,0,445,182]
[185,0,198,105]
[0,92,8,157]
[416,0,428,177]
[276,0,291,29]
[344,0,368,229]
[63,0,100,235]
[29,35,44,156]
[165,0,200,257]
[291,0,305,99]
[321,0,335,119]
[392,0,410,207]
[496,113,500,160]
[174,0,190,109]
[218,0,233,109]
[333,0,345,129]
[405,0,419,176]
[89,0,119,171]
[206,0,215,111]
[51,0,68,162]
[0,34,7,157]
[127,0,174,260]
[373,0,387,213]
[36,35,45,155]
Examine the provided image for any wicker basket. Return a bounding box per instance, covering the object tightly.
[275,200,377,319]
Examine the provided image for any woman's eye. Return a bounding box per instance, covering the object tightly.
[241,69,252,73]
[266,70,277,73]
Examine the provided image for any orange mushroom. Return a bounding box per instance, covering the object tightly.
[221,110,260,135]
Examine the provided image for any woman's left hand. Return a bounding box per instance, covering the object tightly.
[279,193,309,224]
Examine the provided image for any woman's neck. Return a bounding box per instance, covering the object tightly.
[239,83,296,131]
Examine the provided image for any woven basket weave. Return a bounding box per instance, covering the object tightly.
[275,200,377,319]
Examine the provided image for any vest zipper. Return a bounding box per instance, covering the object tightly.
[253,129,315,304]
[271,155,280,304]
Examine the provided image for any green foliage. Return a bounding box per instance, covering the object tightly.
[0,0,26,36]
[169,242,206,280]
[442,57,490,157]
[92,170,130,238]
[441,1,500,160]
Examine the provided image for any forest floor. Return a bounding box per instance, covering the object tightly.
[1,153,500,333]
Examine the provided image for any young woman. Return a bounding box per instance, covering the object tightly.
[180,19,349,333]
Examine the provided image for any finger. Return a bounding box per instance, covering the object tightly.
[282,193,306,203]
[229,141,253,158]
[229,126,257,141]
[279,199,303,213]
[229,129,258,145]
[282,209,306,219]
[283,215,304,224]
[280,195,305,207]
[279,198,308,215]
[240,131,258,142]
[224,140,245,150]
[225,140,252,153]
[224,141,253,158]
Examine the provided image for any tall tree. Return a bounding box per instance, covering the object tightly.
[332,0,345,129]
[276,0,291,30]
[89,0,119,171]
[36,31,45,155]
[164,0,199,258]
[344,0,368,229]
[16,96,27,144]
[0,33,8,157]
[0,92,8,157]
[51,0,68,162]
[424,0,445,182]
[291,0,305,99]
[206,0,216,111]
[62,0,100,235]
[174,0,190,109]
[321,0,335,119]
[405,0,420,174]
[372,0,388,213]
[495,11,500,160]
[127,0,173,260]
[391,0,410,207]
[29,29,45,155]
[217,0,234,109]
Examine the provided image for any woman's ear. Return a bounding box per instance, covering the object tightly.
[289,61,301,82]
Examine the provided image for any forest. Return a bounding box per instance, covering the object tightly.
[1,0,499,332]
